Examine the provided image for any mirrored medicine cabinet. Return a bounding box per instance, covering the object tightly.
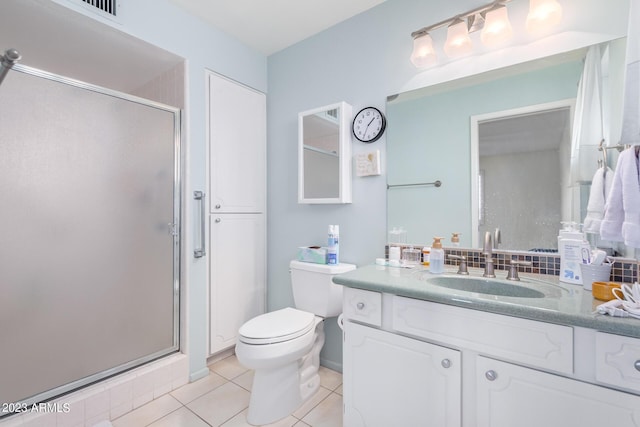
[298,102,353,204]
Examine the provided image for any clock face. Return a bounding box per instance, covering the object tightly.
[352,107,386,143]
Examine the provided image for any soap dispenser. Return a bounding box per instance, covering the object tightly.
[429,237,445,274]
[451,233,461,247]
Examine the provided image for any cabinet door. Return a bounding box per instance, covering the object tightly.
[475,356,640,427]
[344,321,461,427]
[209,214,265,354]
[208,72,266,213]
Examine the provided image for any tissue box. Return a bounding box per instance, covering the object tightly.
[297,246,327,264]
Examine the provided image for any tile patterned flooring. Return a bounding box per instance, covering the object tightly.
[111,355,343,427]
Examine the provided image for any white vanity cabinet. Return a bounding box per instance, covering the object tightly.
[206,71,266,355]
[343,321,461,427]
[475,356,640,427]
[342,289,640,427]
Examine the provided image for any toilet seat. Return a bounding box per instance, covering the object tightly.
[239,307,316,345]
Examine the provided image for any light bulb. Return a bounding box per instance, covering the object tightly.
[481,4,513,47]
[526,0,563,34]
[444,18,473,58]
[410,32,438,68]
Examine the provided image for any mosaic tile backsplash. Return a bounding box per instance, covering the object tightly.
[385,245,638,284]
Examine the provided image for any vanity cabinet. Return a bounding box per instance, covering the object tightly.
[206,71,266,355]
[343,321,461,427]
[475,356,640,427]
[342,289,640,427]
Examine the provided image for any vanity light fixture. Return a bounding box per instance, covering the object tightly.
[526,0,563,34]
[481,3,513,47]
[443,18,474,58]
[410,0,563,68]
[410,30,438,68]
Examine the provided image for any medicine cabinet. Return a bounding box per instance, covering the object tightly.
[298,102,352,204]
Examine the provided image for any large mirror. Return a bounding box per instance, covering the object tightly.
[387,40,626,251]
[298,102,353,204]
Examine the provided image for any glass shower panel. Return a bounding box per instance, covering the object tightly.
[0,68,180,406]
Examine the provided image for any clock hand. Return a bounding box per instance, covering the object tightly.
[363,117,375,136]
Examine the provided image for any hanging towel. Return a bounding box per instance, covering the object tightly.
[584,166,614,233]
[600,148,640,247]
[569,45,604,183]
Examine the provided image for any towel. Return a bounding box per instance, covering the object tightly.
[600,147,640,247]
[584,166,613,233]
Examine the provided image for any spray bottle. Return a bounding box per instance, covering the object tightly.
[327,225,339,265]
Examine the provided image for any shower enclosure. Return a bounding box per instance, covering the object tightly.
[0,62,181,408]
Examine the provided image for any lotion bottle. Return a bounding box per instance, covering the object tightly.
[429,237,445,274]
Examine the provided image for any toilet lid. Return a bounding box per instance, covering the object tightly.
[239,307,316,345]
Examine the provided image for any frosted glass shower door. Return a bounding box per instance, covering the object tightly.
[0,66,180,406]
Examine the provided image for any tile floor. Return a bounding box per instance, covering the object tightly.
[111,355,343,427]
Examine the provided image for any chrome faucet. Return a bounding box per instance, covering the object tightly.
[483,231,495,278]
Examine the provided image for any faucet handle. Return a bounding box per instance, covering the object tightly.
[448,254,469,275]
[506,259,532,281]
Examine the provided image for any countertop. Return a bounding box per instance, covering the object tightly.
[333,264,640,339]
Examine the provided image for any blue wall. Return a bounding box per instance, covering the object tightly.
[266,0,630,370]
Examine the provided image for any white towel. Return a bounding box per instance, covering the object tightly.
[600,147,640,247]
[584,166,613,233]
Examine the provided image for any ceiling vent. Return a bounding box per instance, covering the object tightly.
[80,0,117,16]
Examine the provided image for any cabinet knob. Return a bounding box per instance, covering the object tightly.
[356,302,365,310]
[215,218,221,223]
[635,360,640,372]
[215,204,221,209]
[441,359,451,369]
[485,370,498,381]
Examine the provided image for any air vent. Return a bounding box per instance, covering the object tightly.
[81,0,117,16]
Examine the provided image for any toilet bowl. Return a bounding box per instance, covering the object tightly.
[235,260,356,426]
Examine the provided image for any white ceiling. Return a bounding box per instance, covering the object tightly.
[168,0,386,56]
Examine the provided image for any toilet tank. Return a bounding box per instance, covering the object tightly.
[290,260,356,317]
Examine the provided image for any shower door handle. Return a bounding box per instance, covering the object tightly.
[194,191,206,258]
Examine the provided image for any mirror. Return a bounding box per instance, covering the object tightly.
[298,102,353,204]
[387,42,625,251]
[472,101,573,250]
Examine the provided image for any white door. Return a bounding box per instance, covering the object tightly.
[475,356,640,427]
[208,72,266,213]
[209,214,265,354]
[343,321,462,427]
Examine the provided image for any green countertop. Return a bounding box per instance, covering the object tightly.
[333,264,640,339]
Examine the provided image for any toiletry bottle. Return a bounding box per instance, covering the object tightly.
[327,225,339,265]
[422,246,431,267]
[558,222,589,285]
[429,237,445,274]
[451,233,461,247]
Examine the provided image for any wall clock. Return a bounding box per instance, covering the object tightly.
[352,106,386,143]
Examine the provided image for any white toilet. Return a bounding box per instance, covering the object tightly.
[235,260,356,426]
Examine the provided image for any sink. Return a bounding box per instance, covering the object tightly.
[423,275,546,298]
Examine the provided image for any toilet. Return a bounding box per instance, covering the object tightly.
[235,260,356,426]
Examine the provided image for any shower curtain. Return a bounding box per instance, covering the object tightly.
[0,65,181,408]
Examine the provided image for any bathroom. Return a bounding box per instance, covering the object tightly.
[0,0,637,425]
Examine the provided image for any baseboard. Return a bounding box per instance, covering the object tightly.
[189,366,211,382]
[320,357,343,373]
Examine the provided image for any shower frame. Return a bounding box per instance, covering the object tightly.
[0,62,182,410]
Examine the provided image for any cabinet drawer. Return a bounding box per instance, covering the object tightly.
[596,332,640,393]
[392,296,573,374]
[343,288,382,327]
